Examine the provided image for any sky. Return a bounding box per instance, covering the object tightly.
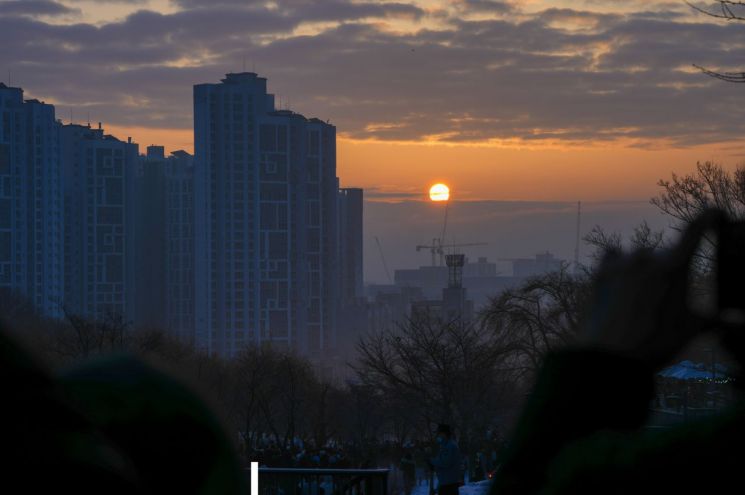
[2,0,744,280]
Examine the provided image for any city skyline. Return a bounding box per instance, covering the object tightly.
[2,0,739,338]
[2,70,607,356]
[1,72,365,360]
[0,74,684,288]
[5,2,745,488]
[2,0,744,203]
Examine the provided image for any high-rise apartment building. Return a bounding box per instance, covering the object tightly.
[0,83,63,317]
[338,187,363,304]
[134,145,168,330]
[193,72,338,358]
[134,146,196,344]
[1,78,363,364]
[336,187,365,353]
[61,123,138,321]
[164,150,196,345]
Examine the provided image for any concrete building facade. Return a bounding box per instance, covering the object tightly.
[0,83,63,317]
[336,187,365,353]
[164,150,196,345]
[134,146,196,344]
[193,72,339,358]
[61,123,138,322]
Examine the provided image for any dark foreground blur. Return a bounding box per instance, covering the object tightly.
[490,209,745,494]
[5,209,745,494]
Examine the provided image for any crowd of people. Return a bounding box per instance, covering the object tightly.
[241,427,506,495]
[244,436,397,470]
[249,443,354,469]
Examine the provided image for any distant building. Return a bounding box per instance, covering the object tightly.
[133,147,196,343]
[463,257,497,278]
[411,254,474,323]
[395,265,449,299]
[193,72,339,358]
[395,256,525,308]
[0,84,63,317]
[365,284,424,331]
[385,252,566,326]
[61,123,138,322]
[164,150,196,345]
[336,187,365,353]
[134,146,168,330]
[338,187,363,303]
[511,251,563,278]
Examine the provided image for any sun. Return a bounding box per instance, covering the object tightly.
[429,183,450,202]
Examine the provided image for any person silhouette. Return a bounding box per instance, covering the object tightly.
[428,424,462,495]
[491,209,745,494]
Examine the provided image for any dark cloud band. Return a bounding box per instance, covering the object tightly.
[1,0,742,146]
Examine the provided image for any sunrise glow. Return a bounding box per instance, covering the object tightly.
[429,183,450,202]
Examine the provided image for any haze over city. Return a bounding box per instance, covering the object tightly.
[5,1,745,493]
[4,0,744,281]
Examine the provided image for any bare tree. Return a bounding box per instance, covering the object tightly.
[583,220,667,264]
[354,314,517,474]
[688,1,745,21]
[653,161,745,226]
[338,382,386,461]
[231,346,268,455]
[0,288,41,327]
[231,345,323,454]
[688,1,745,82]
[0,288,64,362]
[55,308,130,360]
[480,266,589,380]
[650,161,745,270]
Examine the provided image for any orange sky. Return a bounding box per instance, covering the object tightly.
[16,0,741,281]
[105,124,742,202]
[71,0,745,205]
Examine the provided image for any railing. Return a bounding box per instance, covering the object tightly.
[253,468,389,495]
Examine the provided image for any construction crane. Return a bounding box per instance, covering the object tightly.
[416,240,487,267]
[417,185,486,266]
[375,236,393,284]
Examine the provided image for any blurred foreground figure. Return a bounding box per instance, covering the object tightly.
[491,209,745,494]
[0,329,245,494]
[427,424,463,495]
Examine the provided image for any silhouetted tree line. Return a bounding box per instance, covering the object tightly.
[354,313,522,475]
[0,294,518,471]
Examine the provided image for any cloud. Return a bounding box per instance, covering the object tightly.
[455,0,514,14]
[2,0,744,147]
[364,186,425,201]
[0,0,78,16]
[170,0,425,22]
